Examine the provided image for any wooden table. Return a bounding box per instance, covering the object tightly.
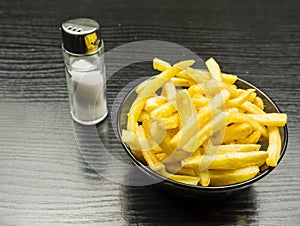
[1,0,300,225]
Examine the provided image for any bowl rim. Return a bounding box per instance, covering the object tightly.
[117,76,288,191]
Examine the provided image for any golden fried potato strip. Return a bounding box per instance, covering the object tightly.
[209,166,260,186]
[266,126,282,167]
[182,151,268,170]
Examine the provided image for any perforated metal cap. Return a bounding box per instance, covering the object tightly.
[61,18,101,54]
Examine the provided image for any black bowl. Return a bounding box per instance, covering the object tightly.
[117,77,288,198]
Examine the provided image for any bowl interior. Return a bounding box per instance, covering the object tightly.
[117,77,288,194]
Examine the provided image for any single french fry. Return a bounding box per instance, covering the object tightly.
[144,96,167,113]
[153,57,172,71]
[209,166,260,186]
[226,89,255,108]
[240,101,266,114]
[247,113,288,127]
[150,102,177,118]
[172,60,195,74]
[182,151,268,170]
[171,77,195,87]
[266,126,282,167]
[127,97,148,132]
[222,123,253,144]
[196,170,210,186]
[205,57,222,81]
[176,70,192,79]
[204,144,261,155]
[248,92,257,102]
[168,174,200,186]
[221,73,238,85]
[254,96,264,110]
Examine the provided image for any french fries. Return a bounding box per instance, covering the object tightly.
[266,126,282,167]
[121,57,287,187]
[181,151,268,170]
[209,166,260,186]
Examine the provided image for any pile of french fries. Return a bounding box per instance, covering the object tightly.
[121,58,287,187]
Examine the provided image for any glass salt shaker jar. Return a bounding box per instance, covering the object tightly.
[61,18,108,125]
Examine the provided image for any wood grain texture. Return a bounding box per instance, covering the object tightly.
[0,0,300,225]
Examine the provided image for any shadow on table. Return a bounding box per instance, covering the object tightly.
[119,183,258,225]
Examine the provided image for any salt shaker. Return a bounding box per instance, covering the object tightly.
[61,18,108,125]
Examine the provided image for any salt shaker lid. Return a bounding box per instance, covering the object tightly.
[61,18,101,54]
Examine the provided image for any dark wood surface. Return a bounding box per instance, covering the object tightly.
[1,0,300,225]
